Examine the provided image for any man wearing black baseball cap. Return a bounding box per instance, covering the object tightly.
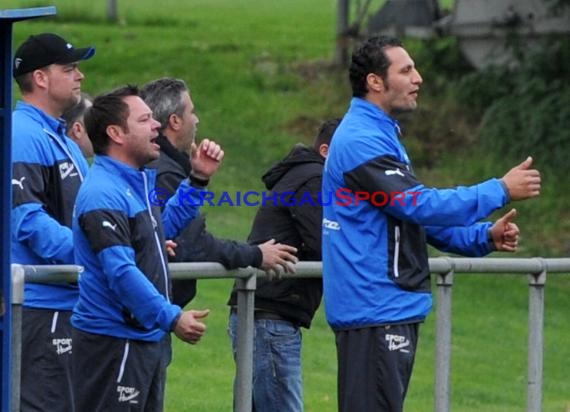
[13,32,95,78]
[11,32,95,412]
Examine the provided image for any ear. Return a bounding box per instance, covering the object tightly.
[366,73,384,93]
[67,121,83,140]
[32,69,49,90]
[168,113,181,131]
[106,124,125,145]
[319,143,329,158]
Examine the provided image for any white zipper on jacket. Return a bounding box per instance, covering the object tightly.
[44,128,85,182]
[393,226,400,278]
[142,171,171,302]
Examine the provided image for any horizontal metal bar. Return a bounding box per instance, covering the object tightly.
[17,259,570,284]
[429,257,570,275]
[20,265,83,283]
[168,262,256,279]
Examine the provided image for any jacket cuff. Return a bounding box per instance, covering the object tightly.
[157,304,182,332]
[486,227,497,252]
[169,310,183,332]
[252,245,263,268]
[189,173,209,188]
[498,178,511,203]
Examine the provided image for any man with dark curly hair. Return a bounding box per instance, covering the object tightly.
[323,35,541,411]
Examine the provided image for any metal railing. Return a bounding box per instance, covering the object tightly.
[9,258,570,412]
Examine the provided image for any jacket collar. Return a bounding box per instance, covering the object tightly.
[92,154,157,188]
[156,134,191,175]
[349,97,400,134]
[15,100,66,136]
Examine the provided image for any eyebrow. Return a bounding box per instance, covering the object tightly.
[134,110,152,120]
[398,62,415,72]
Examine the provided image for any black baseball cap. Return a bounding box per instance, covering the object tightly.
[13,33,95,78]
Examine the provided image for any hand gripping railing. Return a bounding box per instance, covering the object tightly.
[10,258,570,412]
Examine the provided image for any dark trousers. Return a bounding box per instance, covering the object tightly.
[335,323,419,412]
[72,328,171,412]
[21,308,74,412]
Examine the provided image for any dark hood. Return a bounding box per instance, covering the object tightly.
[262,144,324,190]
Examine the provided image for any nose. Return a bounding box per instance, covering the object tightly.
[413,68,423,85]
[76,67,85,81]
[151,118,161,130]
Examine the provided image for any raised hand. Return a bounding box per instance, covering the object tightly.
[190,139,224,179]
[489,208,520,252]
[501,156,541,201]
[258,239,298,280]
[173,309,210,344]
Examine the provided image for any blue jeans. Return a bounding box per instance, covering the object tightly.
[229,312,303,412]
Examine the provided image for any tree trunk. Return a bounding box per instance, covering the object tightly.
[334,0,350,67]
[107,0,118,23]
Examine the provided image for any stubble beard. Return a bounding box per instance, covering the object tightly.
[392,101,418,116]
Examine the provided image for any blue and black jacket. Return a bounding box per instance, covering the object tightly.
[11,101,89,310]
[322,98,509,330]
[71,155,203,342]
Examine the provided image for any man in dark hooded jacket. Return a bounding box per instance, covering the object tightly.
[141,78,297,308]
[227,118,341,412]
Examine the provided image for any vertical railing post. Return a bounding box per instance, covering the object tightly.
[527,265,546,412]
[10,264,24,412]
[435,267,454,412]
[234,269,257,412]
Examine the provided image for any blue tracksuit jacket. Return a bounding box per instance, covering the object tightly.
[322,98,509,329]
[11,101,89,310]
[71,155,203,341]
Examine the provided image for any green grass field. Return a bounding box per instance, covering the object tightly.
[3,0,569,410]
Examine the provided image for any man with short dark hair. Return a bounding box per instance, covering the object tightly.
[323,35,541,411]
[227,118,341,412]
[71,85,224,411]
[11,32,95,411]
